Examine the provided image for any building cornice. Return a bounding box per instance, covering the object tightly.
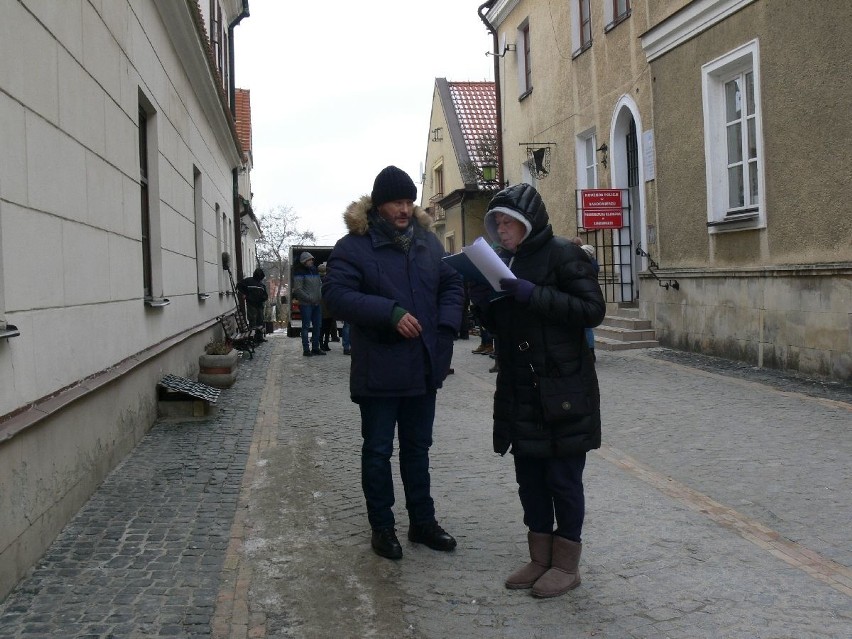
[153,0,243,166]
[485,0,521,28]
[640,0,757,62]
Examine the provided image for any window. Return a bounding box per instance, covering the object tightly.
[446,234,455,255]
[433,164,444,198]
[215,203,224,293]
[516,21,532,98]
[702,40,765,231]
[522,24,532,95]
[193,166,207,297]
[576,130,599,227]
[607,0,630,27]
[139,108,152,298]
[577,0,592,53]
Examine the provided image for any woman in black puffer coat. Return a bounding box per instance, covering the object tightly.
[471,183,605,598]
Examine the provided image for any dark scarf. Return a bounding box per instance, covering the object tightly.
[369,209,414,253]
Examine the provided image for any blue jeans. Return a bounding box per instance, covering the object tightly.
[514,454,586,542]
[341,322,351,350]
[358,393,437,530]
[585,327,595,348]
[300,304,322,352]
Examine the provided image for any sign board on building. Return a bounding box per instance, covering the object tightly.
[580,189,625,229]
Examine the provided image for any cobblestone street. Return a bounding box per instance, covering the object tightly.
[1,333,850,638]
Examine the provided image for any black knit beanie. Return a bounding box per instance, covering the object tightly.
[371,166,417,207]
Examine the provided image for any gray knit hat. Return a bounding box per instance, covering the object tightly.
[299,252,314,265]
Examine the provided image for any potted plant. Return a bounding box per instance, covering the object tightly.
[198,339,240,388]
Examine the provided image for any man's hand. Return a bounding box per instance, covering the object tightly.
[395,312,422,338]
[468,281,493,305]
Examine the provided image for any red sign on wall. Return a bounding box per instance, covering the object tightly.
[581,189,624,229]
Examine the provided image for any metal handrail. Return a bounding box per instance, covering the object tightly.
[636,245,679,291]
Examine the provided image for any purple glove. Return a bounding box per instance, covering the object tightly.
[500,277,534,303]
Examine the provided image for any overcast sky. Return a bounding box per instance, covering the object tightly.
[234,1,494,245]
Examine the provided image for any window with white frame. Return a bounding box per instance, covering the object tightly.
[605,0,631,30]
[517,21,532,98]
[702,40,765,230]
[576,130,598,226]
[572,0,593,56]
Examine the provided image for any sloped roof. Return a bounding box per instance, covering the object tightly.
[438,80,497,189]
[234,88,252,162]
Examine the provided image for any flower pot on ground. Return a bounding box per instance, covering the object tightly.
[198,340,240,388]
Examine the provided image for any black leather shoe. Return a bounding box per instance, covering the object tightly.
[311,349,327,356]
[408,521,456,551]
[303,351,312,357]
[371,528,402,559]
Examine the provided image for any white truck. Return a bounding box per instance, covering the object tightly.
[287,245,334,337]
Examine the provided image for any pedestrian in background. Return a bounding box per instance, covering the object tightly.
[581,244,600,361]
[318,262,338,351]
[323,165,464,560]
[236,267,268,344]
[292,252,325,356]
[470,183,605,598]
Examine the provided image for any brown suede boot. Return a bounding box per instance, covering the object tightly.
[504,532,552,589]
[531,536,582,598]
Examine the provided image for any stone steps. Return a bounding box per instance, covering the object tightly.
[595,304,659,351]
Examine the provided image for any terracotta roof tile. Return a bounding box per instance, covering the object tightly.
[234,88,252,161]
[448,82,497,175]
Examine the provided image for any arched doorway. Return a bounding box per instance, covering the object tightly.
[609,97,647,302]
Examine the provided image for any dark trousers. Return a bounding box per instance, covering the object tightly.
[514,454,586,542]
[300,304,322,352]
[358,393,437,530]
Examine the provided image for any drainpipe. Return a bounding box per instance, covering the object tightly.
[228,0,250,280]
[478,1,504,187]
[228,0,250,117]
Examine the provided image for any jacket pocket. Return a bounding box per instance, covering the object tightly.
[537,373,593,423]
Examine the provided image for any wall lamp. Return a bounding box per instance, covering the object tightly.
[596,143,608,169]
[481,162,498,183]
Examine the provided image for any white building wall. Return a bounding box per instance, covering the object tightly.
[0,0,247,598]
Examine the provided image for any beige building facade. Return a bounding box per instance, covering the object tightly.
[483,0,850,381]
[484,0,656,305]
[640,0,851,380]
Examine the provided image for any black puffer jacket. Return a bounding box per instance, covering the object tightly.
[478,184,606,458]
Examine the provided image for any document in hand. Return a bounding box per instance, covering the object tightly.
[442,237,516,291]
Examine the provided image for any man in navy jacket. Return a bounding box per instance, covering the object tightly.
[323,166,464,560]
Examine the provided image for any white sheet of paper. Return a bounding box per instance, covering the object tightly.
[462,237,516,291]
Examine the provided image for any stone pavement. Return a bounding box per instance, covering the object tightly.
[0,332,850,638]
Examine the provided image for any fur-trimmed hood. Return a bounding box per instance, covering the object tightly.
[342,195,433,236]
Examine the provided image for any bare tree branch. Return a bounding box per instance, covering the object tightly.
[255,205,315,316]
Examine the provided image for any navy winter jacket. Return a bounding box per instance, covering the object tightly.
[323,196,464,399]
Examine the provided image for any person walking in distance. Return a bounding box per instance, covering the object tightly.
[236,267,268,343]
[469,184,605,598]
[323,165,464,560]
[292,252,325,356]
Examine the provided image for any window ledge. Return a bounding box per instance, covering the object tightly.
[144,297,171,308]
[707,211,760,231]
[572,42,592,59]
[518,87,533,102]
[0,324,20,339]
[604,11,631,34]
